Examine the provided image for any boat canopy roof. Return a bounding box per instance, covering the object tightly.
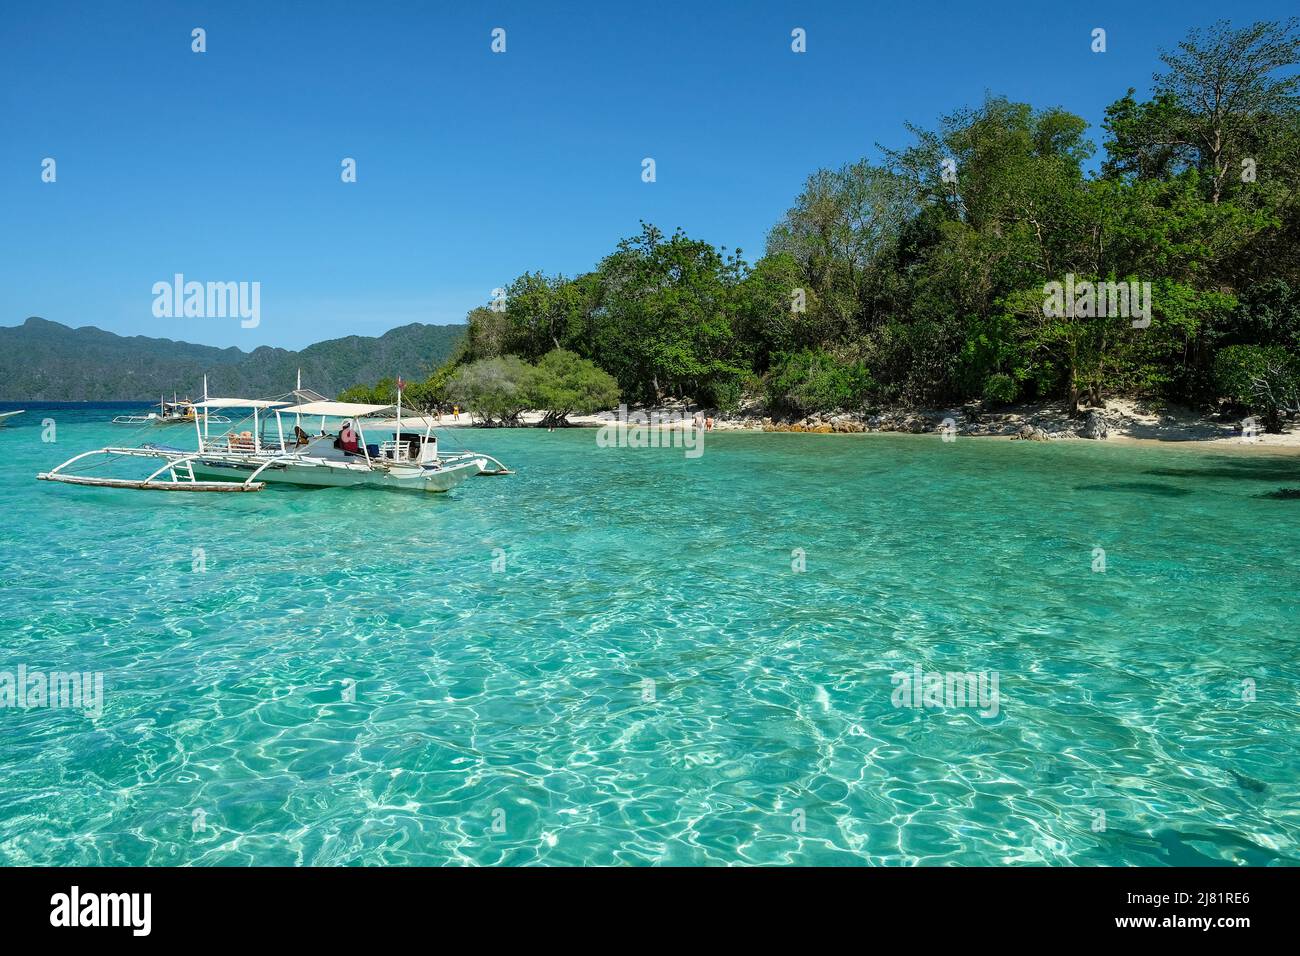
[193,398,290,409]
[278,401,393,417]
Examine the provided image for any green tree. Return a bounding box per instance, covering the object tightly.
[499,273,594,361]
[531,349,620,426]
[463,305,510,361]
[447,356,538,425]
[766,162,915,341]
[1105,19,1300,203]
[592,223,748,404]
[765,349,875,416]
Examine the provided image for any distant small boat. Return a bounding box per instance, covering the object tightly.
[112,395,230,426]
[0,410,25,427]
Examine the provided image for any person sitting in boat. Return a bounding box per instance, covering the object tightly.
[293,425,311,447]
[334,421,360,455]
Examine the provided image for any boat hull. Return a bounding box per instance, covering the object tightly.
[112,414,223,426]
[189,456,484,492]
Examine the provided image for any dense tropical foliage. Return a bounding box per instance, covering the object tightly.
[347,19,1300,428]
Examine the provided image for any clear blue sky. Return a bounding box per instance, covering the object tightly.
[1,0,1292,349]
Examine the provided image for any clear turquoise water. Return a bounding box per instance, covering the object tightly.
[1,404,1298,866]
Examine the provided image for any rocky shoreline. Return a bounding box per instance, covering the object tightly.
[488,398,1300,447]
[749,405,1110,441]
[706,397,1296,446]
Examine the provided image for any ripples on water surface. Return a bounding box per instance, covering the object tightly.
[1,405,1297,865]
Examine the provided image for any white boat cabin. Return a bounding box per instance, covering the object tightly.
[191,399,443,466]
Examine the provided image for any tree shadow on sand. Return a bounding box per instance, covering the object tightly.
[1122,420,1233,442]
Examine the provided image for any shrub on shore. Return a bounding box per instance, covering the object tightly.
[443,350,619,426]
[982,373,1019,407]
[765,349,875,416]
[531,349,621,426]
[1214,344,1300,433]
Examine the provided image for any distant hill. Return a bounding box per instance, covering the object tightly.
[0,317,465,401]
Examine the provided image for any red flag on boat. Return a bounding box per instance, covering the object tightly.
[397,377,405,391]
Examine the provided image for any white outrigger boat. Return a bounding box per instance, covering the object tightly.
[112,395,230,426]
[0,410,24,427]
[39,386,511,494]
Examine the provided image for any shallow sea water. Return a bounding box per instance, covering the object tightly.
[1,404,1297,865]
